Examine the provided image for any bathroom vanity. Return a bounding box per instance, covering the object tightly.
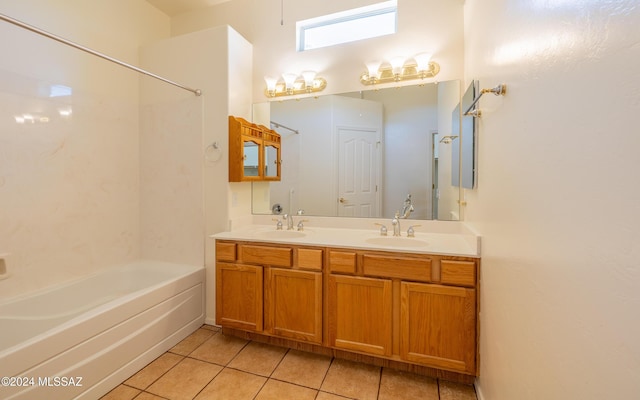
[213,219,480,382]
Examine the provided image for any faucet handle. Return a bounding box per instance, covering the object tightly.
[297,219,309,231]
[272,218,283,230]
[374,223,388,236]
[407,225,422,237]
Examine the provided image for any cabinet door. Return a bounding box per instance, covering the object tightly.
[328,275,392,356]
[263,142,281,180]
[400,282,476,374]
[216,262,263,331]
[265,268,322,343]
[242,138,261,178]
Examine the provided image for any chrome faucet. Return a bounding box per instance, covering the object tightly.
[282,214,294,230]
[283,209,305,230]
[392,211,401,236]
[400,194,414,219]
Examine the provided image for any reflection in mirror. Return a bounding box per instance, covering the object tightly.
[244,140,259,177]
[452,80,477,189]
[264,144,278,177]
[252,80,461,220]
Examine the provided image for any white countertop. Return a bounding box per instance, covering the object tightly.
[211,216,480,257]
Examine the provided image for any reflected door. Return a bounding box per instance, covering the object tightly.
[338,128,380,217]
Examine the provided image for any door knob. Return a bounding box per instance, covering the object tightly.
[339,197,346,203]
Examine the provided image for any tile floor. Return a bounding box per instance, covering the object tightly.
[101,325,477,400]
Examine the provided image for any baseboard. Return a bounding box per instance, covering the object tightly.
[475,378,486,400]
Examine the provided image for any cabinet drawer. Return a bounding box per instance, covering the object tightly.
[441,260,476,287]
[363,254,431,282]
[239,245,292,267]
[329,251,357,274]
[296,248,323,271]
[216,241,236,262]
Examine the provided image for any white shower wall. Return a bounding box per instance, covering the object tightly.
[0,1,170,300]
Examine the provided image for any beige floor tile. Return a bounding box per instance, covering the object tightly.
[146,357,223,400]
[133,393,166,400]
[227,341,288,376]
[194,368,266,400]
[378,368,438,400]
[201,324,220,332]
[271,349,332,389]
[189,333,249,365]
[316,391,355,400]
[320,359,381,400]
[124,353,184,390]
[100,384,140,400]
[169,328,216,356]
[255,379,318,400]
[439,380,478,400]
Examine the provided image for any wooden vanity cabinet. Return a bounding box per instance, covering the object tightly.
[228,116,281,182]
[215,242,263,331]
[327,249,478,375]
[216,240,479,378]
[215,240,323,343]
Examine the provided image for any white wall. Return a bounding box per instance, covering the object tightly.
[170,0,464,102]
[0,0,169,299]
[140,26,252,324]
[464,1,640,399]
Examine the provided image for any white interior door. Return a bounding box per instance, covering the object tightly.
[337,128,380,217]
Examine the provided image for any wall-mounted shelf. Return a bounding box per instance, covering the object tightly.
[229,116,281,182]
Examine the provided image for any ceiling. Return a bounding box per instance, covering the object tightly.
[146,0,231,17]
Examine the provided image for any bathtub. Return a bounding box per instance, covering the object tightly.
[0,261,205,400]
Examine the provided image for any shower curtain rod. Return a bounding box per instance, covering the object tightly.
[270,121,299,135]
[0,13,202,96]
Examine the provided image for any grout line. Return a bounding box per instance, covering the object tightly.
[133,390,170,400]
[189,360,225,400]
[317,356,335,392]
[136,353,186,393]
[376,366,383,400]
[267,345,290,378]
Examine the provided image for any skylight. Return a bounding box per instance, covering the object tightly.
[296,1,398,52]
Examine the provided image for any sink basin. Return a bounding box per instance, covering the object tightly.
[255,230,307,239]
[365,236,428,247]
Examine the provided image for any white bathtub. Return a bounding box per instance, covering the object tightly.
[0,261,205,400]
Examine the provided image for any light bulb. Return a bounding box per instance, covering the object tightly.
[282,73,298,92]
[414,52,432,72]
[366,61,381,81]
[389,56,405,76]
[264,76,278,96]
[301,70,317,89]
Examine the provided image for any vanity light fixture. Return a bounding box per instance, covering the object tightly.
[360,52,440,86]
[264,71,327,98]
[439,135,459,144]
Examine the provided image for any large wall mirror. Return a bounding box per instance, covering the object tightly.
[452,80,477,189]
[251,80,462,220]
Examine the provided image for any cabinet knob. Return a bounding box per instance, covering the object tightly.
[339,197,346,203]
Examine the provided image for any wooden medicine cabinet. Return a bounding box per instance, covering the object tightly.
[229,115,281,182]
